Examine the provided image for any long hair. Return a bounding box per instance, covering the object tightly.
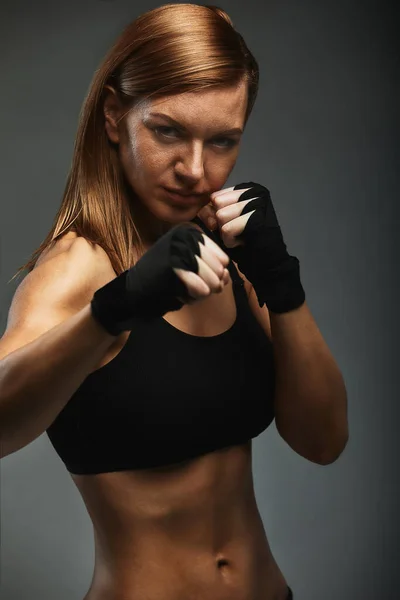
[8,3,259,284]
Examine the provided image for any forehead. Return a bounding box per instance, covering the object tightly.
[141,81,248,131]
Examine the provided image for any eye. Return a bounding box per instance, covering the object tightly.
[154,126,180,139]
[212,137,238,149]
[153,126,238,149]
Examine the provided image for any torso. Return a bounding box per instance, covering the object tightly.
[47,230,289,600]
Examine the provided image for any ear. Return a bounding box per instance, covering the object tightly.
[103,85,123,144]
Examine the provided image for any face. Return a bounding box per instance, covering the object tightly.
[104,80,248,246]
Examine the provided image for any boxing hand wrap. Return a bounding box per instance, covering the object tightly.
[90,223,205,336]
[217,182,306,314]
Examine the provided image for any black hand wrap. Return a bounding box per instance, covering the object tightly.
[90,222,205,336]
[215,182,306,314]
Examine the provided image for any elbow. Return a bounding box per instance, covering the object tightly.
[309,431,349,466]
[279,426,350,466]
[276,407,350,466]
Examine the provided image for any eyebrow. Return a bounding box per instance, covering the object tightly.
[147,112,243,136]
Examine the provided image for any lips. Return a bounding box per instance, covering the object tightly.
[163,188,204,204]
[164,188,204,197]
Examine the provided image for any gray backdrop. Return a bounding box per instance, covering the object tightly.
[1,1,399,599]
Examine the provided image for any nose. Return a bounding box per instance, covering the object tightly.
[174,141,204,184]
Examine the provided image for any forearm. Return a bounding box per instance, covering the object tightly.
[270,302,348,464]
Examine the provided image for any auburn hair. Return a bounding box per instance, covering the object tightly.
[9,3,259,284]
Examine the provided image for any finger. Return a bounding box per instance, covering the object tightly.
[210,186,236,200]
[198,202,216,219]
[198,240,226,278]
[207,216,218,231]
[220,210,256,243]
[215,197,253,226]
[222,267,230,285]
[174,265,230,304]
[197,203,218,231]
[212,188,253,209]
[200,234,230,266]
[174,268,211,298]
[173,253,227,298]
[195,254,225,293]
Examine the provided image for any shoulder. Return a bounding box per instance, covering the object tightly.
[35,231,112,271]
[35,231,115,277]
[231,260,272,342]
[8,233,116,329]
[40,231,116,294]
[0,233,117,360]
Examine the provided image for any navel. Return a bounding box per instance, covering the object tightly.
[216,556,231,569]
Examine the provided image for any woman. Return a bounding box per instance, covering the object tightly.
[1,4,349,599]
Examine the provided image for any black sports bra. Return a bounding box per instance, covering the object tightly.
[46,218,276,474]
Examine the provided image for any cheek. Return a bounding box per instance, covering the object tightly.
[207,155,237,189]
[119,138,153,189]
[120,140,174,203]
[127,135,170,176]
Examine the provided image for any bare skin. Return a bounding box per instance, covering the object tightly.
[75,445,289,600]
[49,230,288,600]
[52,82,291,598]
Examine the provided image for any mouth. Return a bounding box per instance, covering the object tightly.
[162,187,204,204]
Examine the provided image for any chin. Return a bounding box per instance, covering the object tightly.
[158,204,200,222]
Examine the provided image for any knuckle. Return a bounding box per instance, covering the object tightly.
[220,223,229,234]
[215,265,224,279]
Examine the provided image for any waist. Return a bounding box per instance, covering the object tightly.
[88,508,288,600]
[75,443,288,598]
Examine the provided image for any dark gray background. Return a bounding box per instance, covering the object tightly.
[1,1,399,598]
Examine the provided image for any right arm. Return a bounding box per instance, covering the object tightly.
[0,237,119,459]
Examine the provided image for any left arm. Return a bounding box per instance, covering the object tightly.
[269,302,349,465]
[199,191,348,464]
[242,272,349,465]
